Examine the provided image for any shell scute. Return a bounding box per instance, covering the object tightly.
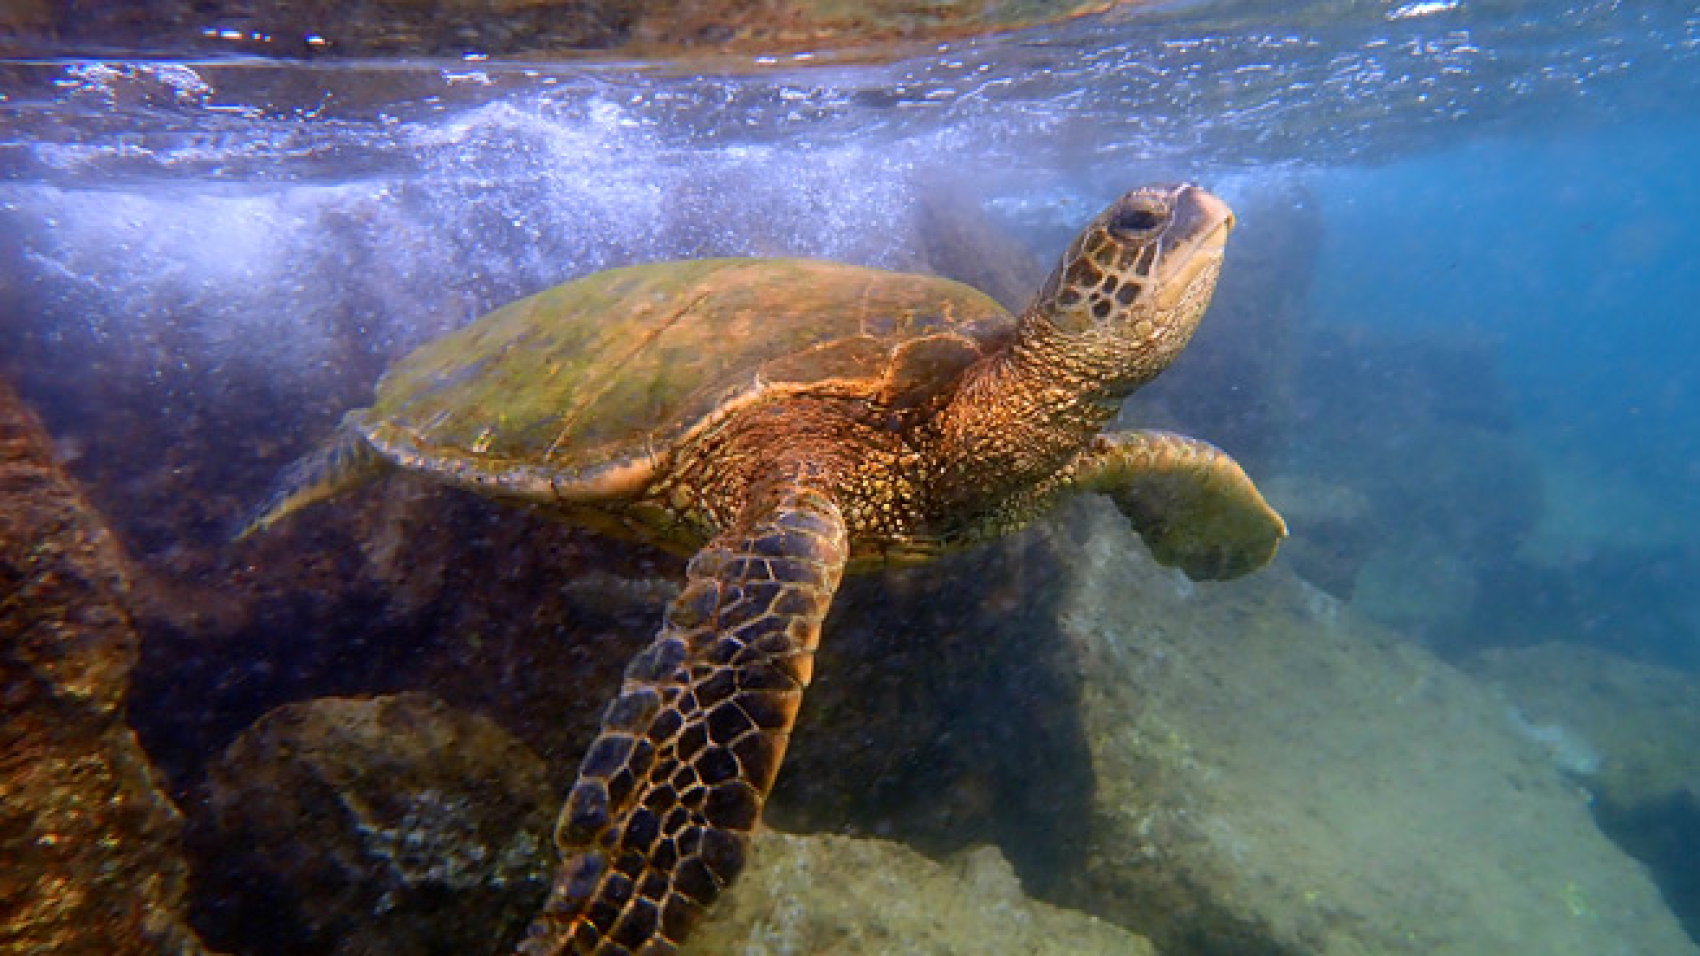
[356,257,1013,494]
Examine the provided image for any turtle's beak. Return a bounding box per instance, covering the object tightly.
[1186,186,1235,242]
[1152,185,1233,311]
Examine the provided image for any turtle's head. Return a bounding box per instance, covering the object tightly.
[1025,183,1234,396]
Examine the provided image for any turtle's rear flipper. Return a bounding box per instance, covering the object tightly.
[232,418,387,540]
[1077,429,1286,581]
[523,478,848,956]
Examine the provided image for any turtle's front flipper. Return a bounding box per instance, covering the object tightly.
[522,480,848,956]
[1074,430,1286,581]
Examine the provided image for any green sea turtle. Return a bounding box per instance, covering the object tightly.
[242,183,1287,955]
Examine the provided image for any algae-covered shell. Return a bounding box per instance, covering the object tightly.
[355,257,1015,498]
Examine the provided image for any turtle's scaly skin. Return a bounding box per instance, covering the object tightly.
[243,184,1287,955]
[536,478,847,953]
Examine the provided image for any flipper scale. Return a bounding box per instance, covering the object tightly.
[522,482,847,956]
[1077,429,1286,580]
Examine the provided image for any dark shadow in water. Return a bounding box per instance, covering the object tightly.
[1468,545,1700,673]
[1592,790,1700,944]
[772,531,1097,895]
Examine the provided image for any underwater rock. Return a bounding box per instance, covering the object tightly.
[1467,643,1700,939]
[690,831,1154,955]
[1254,473,1375,597]
[0,379,210,956]
[1048,497,1696,956]
[195,692,555,956]
[191,690,1134,956]
[1467,643,1700,809]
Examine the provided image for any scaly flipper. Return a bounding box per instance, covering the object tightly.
[232,417,387,540]
[522,478,848,956]
[1074,430,1287,580]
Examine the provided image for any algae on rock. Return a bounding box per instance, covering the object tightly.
[1048,496,1696,956]
[1468,642,1700,809]
[196,692,556,956]
[1468,642,1700,941]
[195,691,1152,956]
[689,831,1153,956]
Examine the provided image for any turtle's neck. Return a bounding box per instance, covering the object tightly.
[929,313,1124,513]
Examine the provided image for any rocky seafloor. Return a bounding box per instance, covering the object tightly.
[5,180,1699,954]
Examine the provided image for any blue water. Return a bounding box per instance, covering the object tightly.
[1316,124,1700,483]
[4,0,1700,950]
[1309,121,1700,664]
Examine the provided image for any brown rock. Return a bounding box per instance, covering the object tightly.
[0,378,211,956]
[196,692,556,956]
[189,686,1127,956]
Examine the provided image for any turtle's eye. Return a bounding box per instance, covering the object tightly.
[1109,203,1167,238]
